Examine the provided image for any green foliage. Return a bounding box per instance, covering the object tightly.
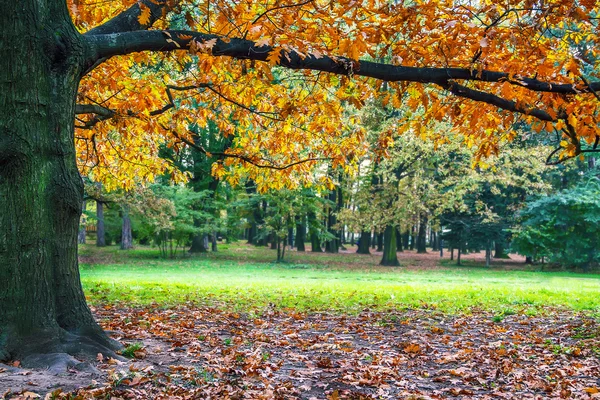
[512,178,600,269]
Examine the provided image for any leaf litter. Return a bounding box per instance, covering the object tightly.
[2,304,599,399]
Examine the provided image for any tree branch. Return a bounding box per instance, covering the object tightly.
[85,30,600,99]
[169,127,328,170]
[85,0,172,35]
[75,104,116,129]
[439,81,557,122]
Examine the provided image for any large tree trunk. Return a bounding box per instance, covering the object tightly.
[120,208,133,250]
[0,2,119,363]
[380,226,400,266]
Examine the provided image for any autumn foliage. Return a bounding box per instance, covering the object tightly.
[70,0,599,190]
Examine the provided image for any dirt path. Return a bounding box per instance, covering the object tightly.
[2,305,598,399]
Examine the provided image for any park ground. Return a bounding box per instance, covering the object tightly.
[1,243,600,399]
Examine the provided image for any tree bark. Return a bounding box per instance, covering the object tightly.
[431,231,439,251]
[402,231,410,250]
[120,208,133,250]
[189,220,208,253]
[356,230,371,254]
[211,232,218,252]
[380,226,400,266]
[0,1,119,363]
[395,227,403,252]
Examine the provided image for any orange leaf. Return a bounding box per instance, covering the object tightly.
[138,4,151,26]
[267,48,283,66]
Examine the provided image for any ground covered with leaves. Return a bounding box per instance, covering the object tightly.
[2,303,599,399]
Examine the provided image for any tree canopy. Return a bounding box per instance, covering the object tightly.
[73,0,600,190]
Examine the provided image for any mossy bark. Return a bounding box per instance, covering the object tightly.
[380,226,399,266]
[0,0,119,362]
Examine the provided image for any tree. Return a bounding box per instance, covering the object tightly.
[1,0,599,365]
[512,178,600,269]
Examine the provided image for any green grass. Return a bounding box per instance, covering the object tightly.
[79,243,600,314]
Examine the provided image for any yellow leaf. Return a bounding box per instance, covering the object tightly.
[138,4,151,26]
[568,114,578,129]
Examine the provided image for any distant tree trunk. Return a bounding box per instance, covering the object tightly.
[380,226,400,266]
[356,230,371,254]
[395,227,403,252]
[371,232,377,249]
[281,237,286,260]
[211,232,218,252]
[277,238,284,262]
[417,214,428,253]
[457,247,462,266]
[78,201,87,245]
[308,211,322,252]
[270,234,277,249]
[325,188,339,253]
[494,240,509,259]
[431,231,439,251]
[310,231,322,252]
[96,201,106,247]
[247,223,257,245]
[189,228,208,253]
[288,227,294,249]
[409,226,416,250]
[376,232,384,252]
[525,256,533,264]
[295,216,306,252]
[120,208,133,250]
[402,231,410,250]
[450,247,454,261]
[485,242,491,267]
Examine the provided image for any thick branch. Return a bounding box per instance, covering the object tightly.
[75,104,116,129]
[85,30,600,98]
[85,0,171,35]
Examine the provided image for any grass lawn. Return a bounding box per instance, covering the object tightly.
[79,242,600,315]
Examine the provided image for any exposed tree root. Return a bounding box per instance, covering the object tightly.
[0,325,122,373]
